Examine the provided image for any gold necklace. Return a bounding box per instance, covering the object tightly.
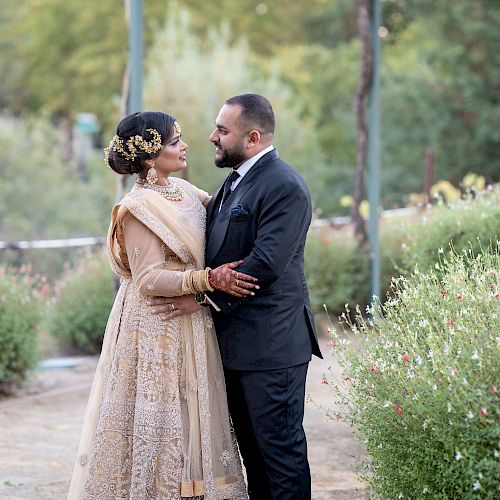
[136,179,184,201]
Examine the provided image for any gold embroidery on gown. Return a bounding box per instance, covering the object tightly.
[68,179,248,499]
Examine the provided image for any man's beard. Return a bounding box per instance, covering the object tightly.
[214,141,246,169]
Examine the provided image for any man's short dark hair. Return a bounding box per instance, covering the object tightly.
[225,94,275,135]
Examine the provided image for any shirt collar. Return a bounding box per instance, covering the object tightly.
[233,145,274,179]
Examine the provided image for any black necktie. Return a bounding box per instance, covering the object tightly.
[221,170,240,206]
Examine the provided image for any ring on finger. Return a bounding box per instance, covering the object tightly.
[236,279,239,286]
[171,303,175,312]
[236,272,240,280]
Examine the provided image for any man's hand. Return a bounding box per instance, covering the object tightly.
[148,295,201,323]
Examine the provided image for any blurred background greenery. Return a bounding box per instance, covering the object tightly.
[1,0,498,233]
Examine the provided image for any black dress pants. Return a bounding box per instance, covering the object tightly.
[224,363,311,500]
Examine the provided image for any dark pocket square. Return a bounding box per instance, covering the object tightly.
[230,204,251,217]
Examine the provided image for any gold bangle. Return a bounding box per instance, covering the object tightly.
[205,267,214,292]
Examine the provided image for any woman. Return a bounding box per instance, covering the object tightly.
[68,111,256,499]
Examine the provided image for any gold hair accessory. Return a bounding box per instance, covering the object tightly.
[174,121,181,134]
[104,128,163,165]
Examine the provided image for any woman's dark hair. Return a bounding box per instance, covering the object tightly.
[106,111,176,175]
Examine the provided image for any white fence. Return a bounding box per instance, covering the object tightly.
[0,236,105,250]
[0,207,419,250]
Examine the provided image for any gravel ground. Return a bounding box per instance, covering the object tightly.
[0,338,367,499]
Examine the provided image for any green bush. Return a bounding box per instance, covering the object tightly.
[398,188,500,276]
[305,228,370,315]
[326,246,500,498]
[45,254,114,353]
[0,267,41,387]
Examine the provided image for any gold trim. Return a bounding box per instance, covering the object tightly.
[181,475,238,497]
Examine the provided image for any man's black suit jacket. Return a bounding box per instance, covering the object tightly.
[205,149,322,371]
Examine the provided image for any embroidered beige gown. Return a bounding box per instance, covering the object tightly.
[68,179,247,500]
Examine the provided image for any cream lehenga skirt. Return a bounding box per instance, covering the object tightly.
[67,278,248,499]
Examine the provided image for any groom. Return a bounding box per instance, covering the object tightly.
[154,94,322,499]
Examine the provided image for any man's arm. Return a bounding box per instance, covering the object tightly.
[207,178,311,313]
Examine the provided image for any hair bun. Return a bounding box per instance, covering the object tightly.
[107,149,142,175]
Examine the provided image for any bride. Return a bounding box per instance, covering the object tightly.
[68,111,257,499]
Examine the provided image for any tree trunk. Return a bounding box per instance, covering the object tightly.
[115,60,130,204]
[352,0,372,245]
[112,0,132,294]
[60,112,74,163]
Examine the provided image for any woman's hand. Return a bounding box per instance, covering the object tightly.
[148,295,201,323]
[210,260,259,298]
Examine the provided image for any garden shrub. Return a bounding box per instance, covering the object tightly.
[0,267,41,388]
[45,253,114,353]
[305,228,370,316]
[326,246,500,498]
[398,187,500,276]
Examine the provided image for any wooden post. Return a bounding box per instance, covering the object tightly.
[424,148,434,202]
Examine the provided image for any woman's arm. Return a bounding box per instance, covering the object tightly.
[122,212,258,298]
[121,212,204,297]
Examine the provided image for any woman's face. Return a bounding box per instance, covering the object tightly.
[151,122,188,178]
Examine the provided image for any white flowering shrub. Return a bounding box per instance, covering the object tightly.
[0,266,44,388]
[324,245,500,498]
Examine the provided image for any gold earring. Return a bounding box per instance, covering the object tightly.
[146,161,158,185]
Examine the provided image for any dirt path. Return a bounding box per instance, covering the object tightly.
[0,339,366,499]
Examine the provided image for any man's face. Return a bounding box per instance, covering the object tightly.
[209,104,248,169]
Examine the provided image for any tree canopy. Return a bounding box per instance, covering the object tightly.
[0,0,498,223]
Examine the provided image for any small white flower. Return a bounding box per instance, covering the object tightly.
[494,450,499,458]
[455,451,462,461]
[478,472,483,479]
[462,378,468,385]
[383,401,392,408]
[423,485,428,494]
[438,247,444,254]
[433,384,438,391]
[467,410,474,420]
[422,420,428,429]
[398,493,404,499]
[448,403,452,413]
[473,481,481,491]
[471,350,479,360]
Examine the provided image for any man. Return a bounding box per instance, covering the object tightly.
[152,94,322,499]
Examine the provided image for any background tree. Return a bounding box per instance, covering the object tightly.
[0,0,498,221]
[144,7,329,196]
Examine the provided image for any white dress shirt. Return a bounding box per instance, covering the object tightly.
[218,145,274,211]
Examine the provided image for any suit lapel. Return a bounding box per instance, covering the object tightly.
[206,149,279,264]
[206,181,224,227]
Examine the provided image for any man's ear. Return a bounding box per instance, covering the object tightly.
[246,130,261,148]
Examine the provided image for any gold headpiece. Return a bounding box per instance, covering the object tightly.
[104,128,163,165]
